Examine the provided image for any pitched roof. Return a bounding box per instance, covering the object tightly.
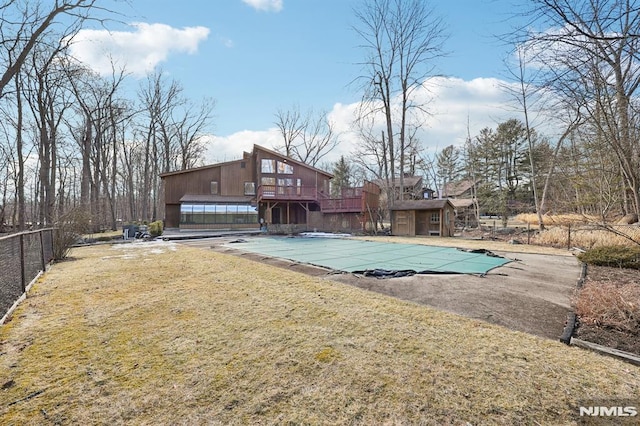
[390,199,454,211]
[442,179,477,197]
[448,198,475,208]
[253,144,333,178]
[159,144,333,179]
[159,158,244,178]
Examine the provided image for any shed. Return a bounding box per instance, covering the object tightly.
[390,199,455,237]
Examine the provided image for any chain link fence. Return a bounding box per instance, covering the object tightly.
[0,229,54,322]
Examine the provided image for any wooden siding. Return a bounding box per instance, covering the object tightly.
[163,159,255,205]
[159,145,381,232]
[392,210,415,236]
[390,201,455,237]
[165,204,180,228]
[254,147,331,203]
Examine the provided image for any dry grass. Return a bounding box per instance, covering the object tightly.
[574,280,640,334]
[514,213,640,249]
[1,241,639,424]
[535,226,640,249]
[516,213,600,226]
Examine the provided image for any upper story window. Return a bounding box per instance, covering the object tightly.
[277,161,294,174]
[210,181,218,195]
[261,159,275,173]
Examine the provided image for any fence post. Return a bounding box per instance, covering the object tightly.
[39,230,46,270]
[527,222,531,245]
[19,233,26,293]
[567,224,571,250]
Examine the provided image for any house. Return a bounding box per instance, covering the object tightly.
[389,199,455,237]
[374,175,424,201]
[441,179,480,227]
[449,198,478,228]
[442,179,478,198]
[159,144,380,233]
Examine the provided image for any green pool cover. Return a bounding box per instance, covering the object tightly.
[227,237,511,275]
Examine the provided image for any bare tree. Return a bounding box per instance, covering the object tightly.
[66,61,128,231]
[0,0,106,98]
[274,106,338,167]
[274,105,305,157]
[353,0,447,206]
[524,0,640,217]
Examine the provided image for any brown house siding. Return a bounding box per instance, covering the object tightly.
[159,145,382,233]
[390,200,455,237]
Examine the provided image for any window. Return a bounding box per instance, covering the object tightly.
[277,161,294,174]
[261,177,275,185]
[261,159,275,173]
[180,203,258,225]
[244,182,256,195]
[277,178,294,195]
[430,212,440,224]
[240,161,246,169]
[210,181,218,195]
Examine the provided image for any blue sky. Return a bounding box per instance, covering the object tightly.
[74,0,531,164]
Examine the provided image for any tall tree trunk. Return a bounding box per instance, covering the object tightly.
[15,72,25,231]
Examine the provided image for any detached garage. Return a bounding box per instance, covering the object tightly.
[390,199,455,237]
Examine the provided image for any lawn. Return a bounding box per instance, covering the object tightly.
[1,241,639,424]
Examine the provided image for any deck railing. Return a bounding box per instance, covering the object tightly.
[319,197,363,213]
[257,185,319,201]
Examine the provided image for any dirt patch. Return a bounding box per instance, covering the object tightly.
[196,236,581,341]
[574,265,640,356]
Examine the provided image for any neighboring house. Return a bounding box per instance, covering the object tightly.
[442,179,480,227]
[442,178,478,198]
[389,199,456,237]
[160,144,379,233]
[374,175,424,201]
[449,198,478,228]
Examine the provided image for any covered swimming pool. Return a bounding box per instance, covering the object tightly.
[227,237,511,275]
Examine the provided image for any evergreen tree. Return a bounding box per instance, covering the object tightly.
[331,156,351,197]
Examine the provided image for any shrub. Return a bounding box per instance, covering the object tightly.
[149,220,163,237]
[574,281,640,333]
[577,245,640,269]
[53,208,92,260]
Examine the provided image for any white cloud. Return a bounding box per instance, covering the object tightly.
[204,129,282,164]
[204,77,527,167]
[242,0,283,12]
[68,23,210,76]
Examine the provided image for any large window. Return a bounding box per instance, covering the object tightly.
[180,204,258,225]
[261,159,275,173]
[277,178,294,195]
[277,161,294,174]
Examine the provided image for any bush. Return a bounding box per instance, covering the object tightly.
[574,281,640,333]
[577,245,640,269]
[53,208,92,260]
[149,220,163,237]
